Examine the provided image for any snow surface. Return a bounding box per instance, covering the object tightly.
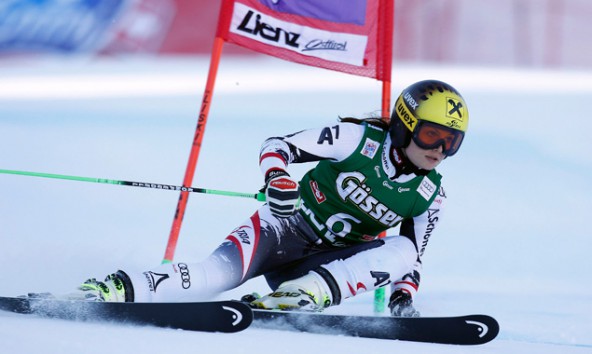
[0,56,591,353]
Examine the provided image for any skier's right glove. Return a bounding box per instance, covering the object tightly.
[389,290,420,317]
[263,170,300,218]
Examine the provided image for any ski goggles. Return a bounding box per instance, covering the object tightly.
[412,120,465,156]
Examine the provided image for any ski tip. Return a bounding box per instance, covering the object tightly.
[461,314,500,344]
[218,301,253,332]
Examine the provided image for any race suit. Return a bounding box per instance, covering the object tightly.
[123,122,447,304]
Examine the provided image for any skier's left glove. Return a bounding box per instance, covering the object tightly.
[389,290,420,317]
[263,170,300,218]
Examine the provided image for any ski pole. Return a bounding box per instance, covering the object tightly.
[0,168,266,202]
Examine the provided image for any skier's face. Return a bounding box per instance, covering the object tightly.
[404,140,444,170]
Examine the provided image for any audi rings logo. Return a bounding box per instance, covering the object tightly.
[178,263,191,289]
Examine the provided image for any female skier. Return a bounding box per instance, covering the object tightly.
[79,79,469,317]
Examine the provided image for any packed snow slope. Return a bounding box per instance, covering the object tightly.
[0,57,591,353]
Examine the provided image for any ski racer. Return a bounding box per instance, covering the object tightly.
[78,80,469,317]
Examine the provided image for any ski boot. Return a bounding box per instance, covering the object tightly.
[78,270,134,302]
[250,271,333,311]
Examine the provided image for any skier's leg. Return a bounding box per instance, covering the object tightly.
[79,206,316,302]
[252,236,417,311]
[78,210,268,302]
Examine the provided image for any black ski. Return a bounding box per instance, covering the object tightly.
[0,295,252,333]
[0,295,498,344]
[252,309,499,345]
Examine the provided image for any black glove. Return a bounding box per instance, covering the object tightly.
[388,290,420,317]
[263,170,300,218]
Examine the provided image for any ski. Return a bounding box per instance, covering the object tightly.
[0,295,498,344]
[252,309,499,345]
[0,295,252,333]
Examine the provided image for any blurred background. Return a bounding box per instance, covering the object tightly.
[1,0,591,68]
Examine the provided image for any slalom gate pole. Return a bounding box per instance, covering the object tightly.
[374,79,392,314]
[162,37,226,264]
[0,168,266,201]
[372,0,395,315]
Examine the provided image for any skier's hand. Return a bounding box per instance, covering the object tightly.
[389,290,420,317]
[263,170,300,218]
